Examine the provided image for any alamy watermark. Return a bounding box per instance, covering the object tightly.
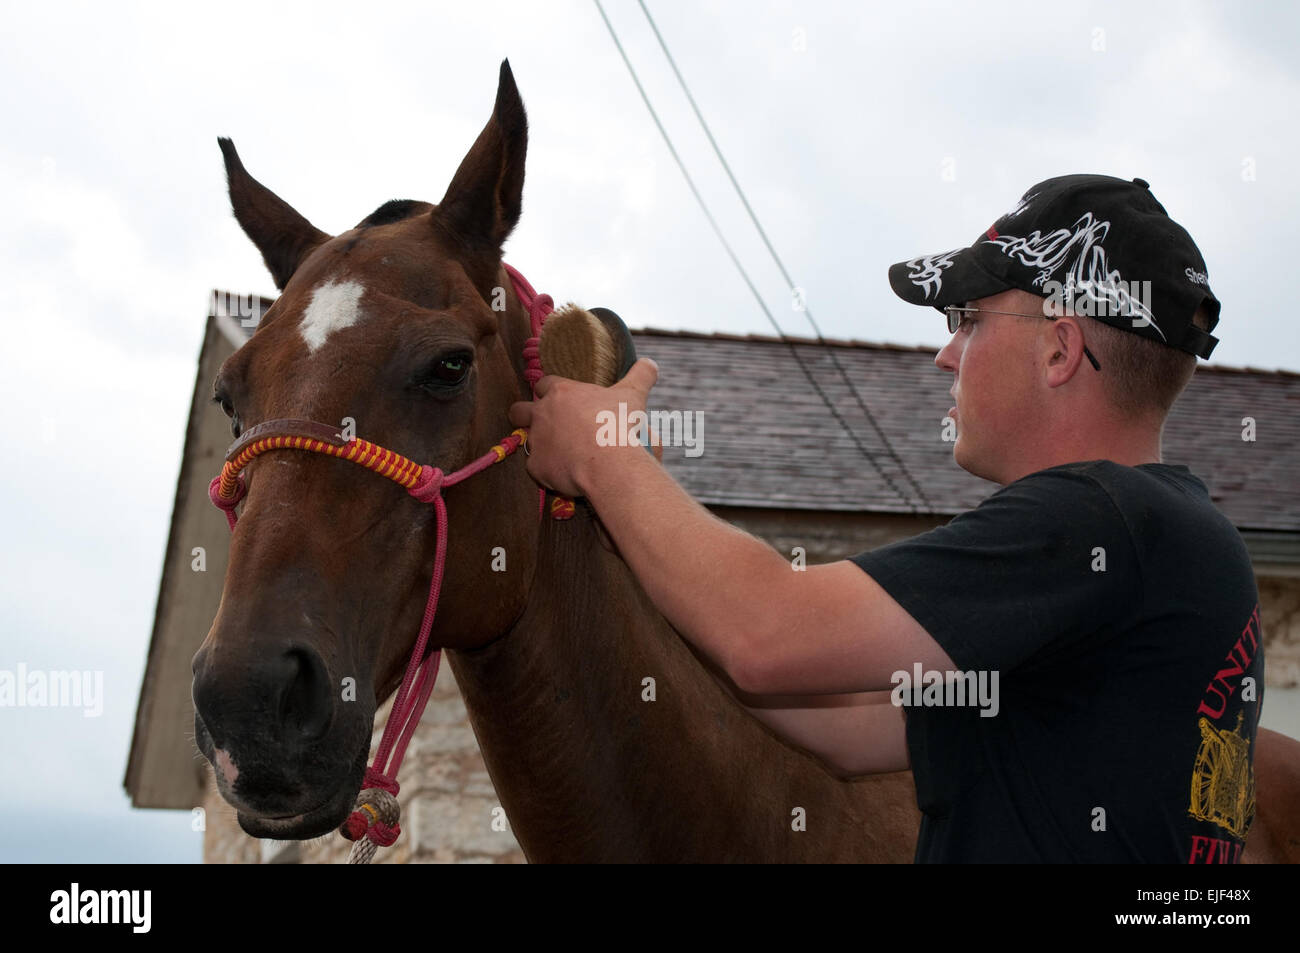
[0,663,103,717]
[596,402,704,458]
[890,663,1000,718]
[1041,275,1154,328]
[210,290,265,329]
[50,884,150,933]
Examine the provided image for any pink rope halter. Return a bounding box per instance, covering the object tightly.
[506,261,577,521]
[208,263,563,862]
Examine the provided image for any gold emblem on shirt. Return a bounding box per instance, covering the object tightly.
[1189,711,1255,838]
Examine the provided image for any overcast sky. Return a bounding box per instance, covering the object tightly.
[2,0,1297,863]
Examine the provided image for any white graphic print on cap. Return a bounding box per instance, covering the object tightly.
[983,212,1165,341]
[1002,194,1035,220]
[906,248,963,301]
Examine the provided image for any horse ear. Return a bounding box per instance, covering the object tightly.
[433,59,527,255]
[218,137,331,291]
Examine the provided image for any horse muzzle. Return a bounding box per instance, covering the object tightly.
[192,639,374,838]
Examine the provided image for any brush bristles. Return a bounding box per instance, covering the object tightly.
[538,304,619,386]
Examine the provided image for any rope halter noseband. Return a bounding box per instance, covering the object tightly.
[208,263,568,864]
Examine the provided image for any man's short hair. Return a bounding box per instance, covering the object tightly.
[1079,306,1211,420]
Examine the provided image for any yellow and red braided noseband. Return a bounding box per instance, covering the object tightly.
[215,419,425,503]
[209,418,532,515]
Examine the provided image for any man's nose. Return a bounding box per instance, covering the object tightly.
[935,334,960,372]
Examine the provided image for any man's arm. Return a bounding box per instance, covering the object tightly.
[733,689,910,778]
[509,363,955,698]
[579,441,955,694]
[686,634,910,776]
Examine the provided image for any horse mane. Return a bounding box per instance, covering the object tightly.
[520,496,674,660]
[356,199,426,229]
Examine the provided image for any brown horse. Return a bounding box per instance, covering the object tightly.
[192,60,1299,862]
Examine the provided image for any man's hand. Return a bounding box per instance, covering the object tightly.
[508,357,660,499]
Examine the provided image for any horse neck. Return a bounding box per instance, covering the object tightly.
[446,508,679,845]
[444,506,910,861]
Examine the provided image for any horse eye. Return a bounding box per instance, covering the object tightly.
[437,357,468,379]
[214,395,241,437]
[424,353,472,387]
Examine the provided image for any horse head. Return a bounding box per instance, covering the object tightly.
[191,61,586,840]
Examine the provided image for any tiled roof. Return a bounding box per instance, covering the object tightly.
[629,328,1300,532]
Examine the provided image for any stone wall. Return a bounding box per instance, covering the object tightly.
[1259,577,1300,690]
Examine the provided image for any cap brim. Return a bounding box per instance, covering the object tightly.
[888,245,1013,312]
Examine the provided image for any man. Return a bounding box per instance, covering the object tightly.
[509,174,1261,863]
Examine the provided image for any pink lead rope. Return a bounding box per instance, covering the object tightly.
[209,264,554,863]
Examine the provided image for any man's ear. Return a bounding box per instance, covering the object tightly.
[433,59,527,257]
[217,138,331,291]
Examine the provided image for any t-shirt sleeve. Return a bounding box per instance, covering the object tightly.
[848,467,1143,675]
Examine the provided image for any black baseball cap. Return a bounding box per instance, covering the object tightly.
[888,174,1221,359]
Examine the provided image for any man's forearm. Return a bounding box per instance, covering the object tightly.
[580,446,789,688]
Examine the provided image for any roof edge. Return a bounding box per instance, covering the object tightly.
[627,326,1300,376]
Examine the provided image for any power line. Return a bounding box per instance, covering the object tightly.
[634,0,931,511]
[593,0,929,512]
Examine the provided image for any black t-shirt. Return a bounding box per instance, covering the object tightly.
[849,460,1263,863]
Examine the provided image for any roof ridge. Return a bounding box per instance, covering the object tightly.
[626,325,1300,376]
[627,325,937,354]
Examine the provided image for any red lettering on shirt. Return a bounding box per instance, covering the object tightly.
[1188,834,1242,863]
[1195,604,1261,719]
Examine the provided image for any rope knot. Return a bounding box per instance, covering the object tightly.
[209,474,246,529]
[209,473,246,510]
[523,336,543,388]
[361,766,400,795]
[368,821,401,847]
[408,465,444,503]
[341,781,402,862]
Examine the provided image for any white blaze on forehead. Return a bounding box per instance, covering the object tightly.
[299,279,365,353]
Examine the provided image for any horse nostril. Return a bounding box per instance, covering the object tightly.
[279,647,332,742]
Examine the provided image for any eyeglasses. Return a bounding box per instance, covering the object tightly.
[944,305,1102,372]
